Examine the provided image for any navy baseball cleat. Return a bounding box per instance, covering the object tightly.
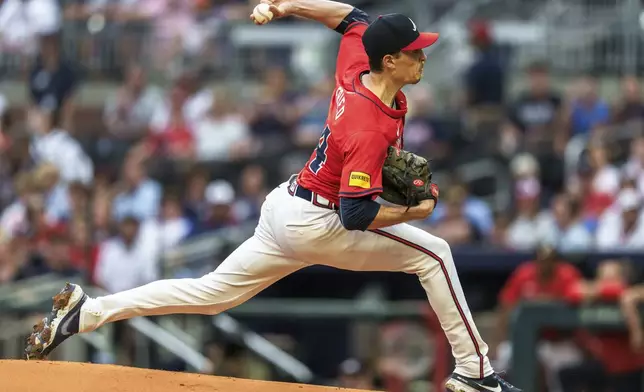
[445,372,522,392]
[25,283,87,360]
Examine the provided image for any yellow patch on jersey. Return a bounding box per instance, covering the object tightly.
[349,172,371,189]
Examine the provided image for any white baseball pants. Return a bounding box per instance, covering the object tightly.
[80,181,492,378]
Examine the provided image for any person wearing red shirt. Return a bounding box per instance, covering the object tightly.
[559,259,644,392]
[27,2,520,390]
[494,245,583,392]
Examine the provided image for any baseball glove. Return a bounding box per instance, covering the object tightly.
[380,146,437,206]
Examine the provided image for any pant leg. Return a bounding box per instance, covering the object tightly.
[276,192,493,379]
[365,225,493,379]
[79,186,307,332]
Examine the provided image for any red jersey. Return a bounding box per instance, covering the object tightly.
[499,261,582,306]
[499,261,582,341]
[297,22,407,205]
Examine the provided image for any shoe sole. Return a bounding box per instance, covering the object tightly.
[445,378,483,392]
[25,283,86,360]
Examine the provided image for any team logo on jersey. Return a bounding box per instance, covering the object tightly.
[349,172,371,189]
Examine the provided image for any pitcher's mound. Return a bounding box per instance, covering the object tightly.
[0,360,373,392]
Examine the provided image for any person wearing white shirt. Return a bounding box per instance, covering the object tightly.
[588,144,621,197]
[94,216,158,293]
[596,189,644,251]
[193,90,252,161]
[506,177,551,250]
[138,192,192,263]
[28,107,93,185]
[0,0,61,55]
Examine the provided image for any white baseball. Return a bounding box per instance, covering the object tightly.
[253,3,274,24]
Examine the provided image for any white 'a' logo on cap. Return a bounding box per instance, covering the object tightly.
[409,18,417,31]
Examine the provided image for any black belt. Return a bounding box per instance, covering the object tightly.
[287,175,338,211]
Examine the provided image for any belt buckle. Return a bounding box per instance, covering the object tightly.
[313,194,333,209]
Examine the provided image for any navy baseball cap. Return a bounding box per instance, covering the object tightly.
[362,14,439,61]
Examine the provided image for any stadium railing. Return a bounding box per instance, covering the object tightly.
[510,301,644,392]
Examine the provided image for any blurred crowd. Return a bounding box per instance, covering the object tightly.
[0,3,643,291]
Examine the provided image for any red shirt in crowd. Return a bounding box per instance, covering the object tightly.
[146,124,194,157]
[500,261,582,306]
[568,281,644,374]
[499,261,582,340]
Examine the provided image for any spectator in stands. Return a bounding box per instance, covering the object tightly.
[567,145,619,231]
[0,132,32,211]
[424,176,493,239]
[588,143,621,197]
[249,67,300,153]
[233,165,268,224]
[147,83,195,160]
[501,61,563,156]
[0,172,35,245]
[462,18,505,148]
[0,0,61,59]
[136,0,205,75]
[188,179,237,236]
[538,193,593,253]
[294,77,334,148]
[611,75,644,124]
[490,211,511,249]
[68,216,98,281]
[138,190,192,261]
[64,181,90,223]
[506,154,550,250]
[560,259,644,392]
[183,165,210,223]
[32,162,69,225]
[28,106,93,185]
[13,228,78,280]
[567,74,610,139]
[404,85,452,161]
[422,184,480,246]
[103,63,164,141]
[175,69,214,126]
[111,154,162,222]
[94,215,158,293]
[463,19,505,109]
[622,135,644,196]
[193,88,254,162]
[494,244,583,392]
[92,195,112,242]
[28,29,78,132]
[621,275,644,353]
[595,188,644,250]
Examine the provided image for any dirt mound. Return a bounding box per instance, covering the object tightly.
[0,360,373,392]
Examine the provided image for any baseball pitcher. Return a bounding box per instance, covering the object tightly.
[26,1,520,391]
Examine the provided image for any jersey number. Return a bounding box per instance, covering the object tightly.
[308,126,331,174]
